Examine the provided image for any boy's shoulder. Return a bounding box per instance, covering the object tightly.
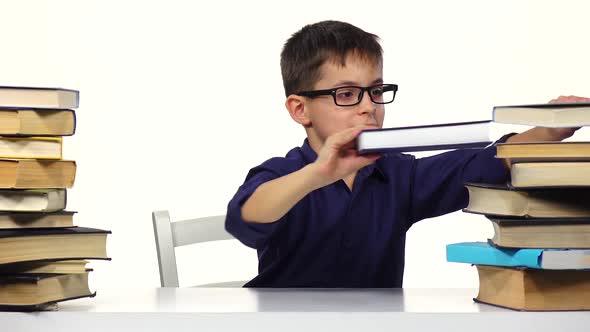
[248,145,309,177]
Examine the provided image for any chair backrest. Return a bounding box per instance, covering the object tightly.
[152,210,237,287]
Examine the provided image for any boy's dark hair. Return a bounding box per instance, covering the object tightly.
[280,20,383,97]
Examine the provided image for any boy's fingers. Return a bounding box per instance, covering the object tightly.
[330,127,360,145]
[550,95,590,103]
[328,126,373,148]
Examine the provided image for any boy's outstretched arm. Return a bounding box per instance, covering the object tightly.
[507,95,589,143]
[405,95,590,224]
[241,126,380,223]
[505,127,578,144]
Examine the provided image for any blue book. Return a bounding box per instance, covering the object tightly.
[446,241,590,270]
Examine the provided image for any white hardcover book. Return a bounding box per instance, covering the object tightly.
[357,120,492,154]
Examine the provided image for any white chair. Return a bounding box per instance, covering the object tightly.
[152,210,247,287]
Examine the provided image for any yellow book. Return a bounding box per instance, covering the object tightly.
[0,136,62,159]
[496,141,590,162]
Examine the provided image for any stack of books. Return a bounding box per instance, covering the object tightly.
[0,86,110,311]
[447,102,590,311]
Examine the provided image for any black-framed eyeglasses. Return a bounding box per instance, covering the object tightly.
[296,83,398,107]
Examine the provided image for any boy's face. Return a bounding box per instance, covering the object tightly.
[300,54,385,148]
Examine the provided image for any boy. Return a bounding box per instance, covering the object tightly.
[225,20,587,287]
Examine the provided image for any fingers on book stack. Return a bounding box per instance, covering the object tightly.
[447,102,590,311]
[0,86,110,311]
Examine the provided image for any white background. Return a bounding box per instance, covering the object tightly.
[1,0,589,289]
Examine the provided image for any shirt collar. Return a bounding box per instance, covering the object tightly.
[300,139,388,182]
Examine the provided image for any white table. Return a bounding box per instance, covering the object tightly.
[3,288,589,332]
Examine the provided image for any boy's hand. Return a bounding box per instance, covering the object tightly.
[548,95,590,103]
[310,126,381,187]
[506,95,590,144]
[544,95,590,141]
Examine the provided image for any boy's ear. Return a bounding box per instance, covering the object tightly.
[285,95,311,126]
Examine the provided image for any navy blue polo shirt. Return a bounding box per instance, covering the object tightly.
[225,136,512,287]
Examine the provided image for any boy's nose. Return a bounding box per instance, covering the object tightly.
[358,91,376,114]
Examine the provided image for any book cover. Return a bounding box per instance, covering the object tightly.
[447,241,590,269]
[447,242,543,269]
[0,227,110,239]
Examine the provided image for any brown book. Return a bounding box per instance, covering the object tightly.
[0,109,76,136]
[475,265,590,311]
[0,211,75,229]
[0,159,76,188]
[0,137,62,159]
[511,161,590,188]
[488,216,590,248]
[493,102,590,127]
[464,183,590,218]
[0,227,110,265]
[0,272,93,309]
[0,260,88,274]
[0,86,78,109]
[0,189,66,212]
[496,142,590,162]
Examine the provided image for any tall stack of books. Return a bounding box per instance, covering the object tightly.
[0,86,110,311]
[447,102,590,311]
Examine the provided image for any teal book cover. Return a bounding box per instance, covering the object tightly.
[446,242,543,268]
